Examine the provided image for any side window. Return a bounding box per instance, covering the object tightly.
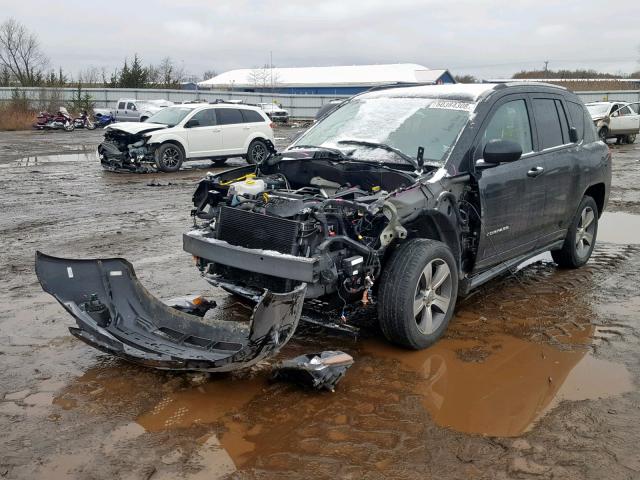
[618,106,632,116]
[189,109,216,127]
[554,100,570,143]
[118,102,126,109]
[532,98,563,149]
[583,108,597,142]
[127,102,136,111]
[241,109,264,123]
[567,101,585,141]
[481,99,533,154]
[216,108,244,125]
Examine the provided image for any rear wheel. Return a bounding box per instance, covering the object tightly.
[627,133,636,144]
[598,127,609,142]
[378,239,458,349]
[64,122,75,132]
[551,196,598,268]
[155,143,184,172]
[246,139,268,164]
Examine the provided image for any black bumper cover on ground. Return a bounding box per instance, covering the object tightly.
[35,252,306,372]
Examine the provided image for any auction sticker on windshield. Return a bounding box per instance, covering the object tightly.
[429,100,476,111]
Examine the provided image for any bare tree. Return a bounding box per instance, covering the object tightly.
[78,66,101,86]
[202,69,217,81]
[0,18,49,86]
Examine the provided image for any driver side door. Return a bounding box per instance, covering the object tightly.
[473,95,547,271]
[185,108,223,157]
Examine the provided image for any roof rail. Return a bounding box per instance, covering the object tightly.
[364,81,439,92]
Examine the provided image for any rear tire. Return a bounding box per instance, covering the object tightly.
[246,139,268,164]
[551,196,598,268]
[627,133,636,144]
[155,143,184,173]
[378,239,458,349]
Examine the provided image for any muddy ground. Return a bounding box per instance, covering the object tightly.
[1,129,640,479]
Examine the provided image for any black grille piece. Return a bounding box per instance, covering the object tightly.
[217,206,300,255]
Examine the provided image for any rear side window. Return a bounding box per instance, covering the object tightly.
[216,108,244,125]
[190,108,216,127]
[554,100,570,143]
[241,109,265,123]
[532,98,564,149]
[118,102,126,109]
[566,101,585,141]
[481,99,533,154]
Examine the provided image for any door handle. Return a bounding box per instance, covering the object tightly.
[243,126,251,130]
[527,166,544,177]
[212,128,221,132]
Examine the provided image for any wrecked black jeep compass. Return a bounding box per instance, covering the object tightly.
[37,82,610,371]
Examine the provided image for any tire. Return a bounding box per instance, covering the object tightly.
[378,239,458,349]
[616,136,625,145]
[86,121,96,130]
[64,122,75,132]
[140,117,148,122]
[551,196,598,269]
[627,133,636,144]
[212,158,227,167]
[246,139,269,164]
[598,127,608,142]
[155,143,184,173]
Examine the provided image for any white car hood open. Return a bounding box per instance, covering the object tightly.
[105,122,168,135]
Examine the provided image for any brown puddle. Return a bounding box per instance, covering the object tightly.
[362,335,631,437]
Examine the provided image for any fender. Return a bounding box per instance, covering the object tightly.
[146,132,189,156]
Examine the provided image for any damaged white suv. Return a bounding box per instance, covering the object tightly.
[98,103,275,172]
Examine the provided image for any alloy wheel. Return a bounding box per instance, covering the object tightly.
[162,147,181,167]
[251,143,267,163]
[575,206,596,257]
[413,259,452,335]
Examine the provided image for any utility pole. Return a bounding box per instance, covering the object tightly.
[270,51,274,104]
[543,60,549,77]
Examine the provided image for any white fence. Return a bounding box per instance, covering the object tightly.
[0,87,349,119]
[2,87,639,119]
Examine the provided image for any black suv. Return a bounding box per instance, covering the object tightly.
[187,82,610,348]
[36,82,611,373]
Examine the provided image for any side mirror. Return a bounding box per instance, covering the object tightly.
[569,126,579,143]
[483,139,522,164]
[184,119,200,128]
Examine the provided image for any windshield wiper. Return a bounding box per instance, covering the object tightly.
[337,139,418,169]
[289,144,346,159]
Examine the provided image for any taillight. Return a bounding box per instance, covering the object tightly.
[270,122,276,129]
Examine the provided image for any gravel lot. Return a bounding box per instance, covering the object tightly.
[1,128,639,480]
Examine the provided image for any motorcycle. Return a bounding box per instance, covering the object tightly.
[73,110,96,130]
[93,112,115,128]
[33,107,75,131]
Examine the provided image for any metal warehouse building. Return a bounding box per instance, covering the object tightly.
[198,63,455,95]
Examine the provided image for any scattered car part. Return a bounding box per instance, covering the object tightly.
[35,252,306,372]
[271,351,354,391]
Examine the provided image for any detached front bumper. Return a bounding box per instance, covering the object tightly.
[183,230,320,283]
[35,252,306,372]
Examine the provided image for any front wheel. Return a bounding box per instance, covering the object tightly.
[378,239,458,349]
[64,122,75,132]
[626,133,636,144]
[246,139,268,164]
[551,196,598,268]
[155,143,184,173]
[598,127,609,142]
[86,121,96,130]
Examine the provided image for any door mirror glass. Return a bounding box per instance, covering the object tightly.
[569,126,579,143]
[184,119,200,128]
[483,139,522,164]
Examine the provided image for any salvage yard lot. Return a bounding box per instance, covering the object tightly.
[1,128,640,479]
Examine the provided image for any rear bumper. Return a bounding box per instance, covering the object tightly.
[183,230,319,283]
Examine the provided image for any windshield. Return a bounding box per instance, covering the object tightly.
[146,107,192,127]
[586,103,610,117]
[293,97,475,165]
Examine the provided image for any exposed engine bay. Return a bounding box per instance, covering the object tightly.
[185,150,476,303]
[98,125,166,172]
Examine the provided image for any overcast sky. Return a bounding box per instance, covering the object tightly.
[2,0,638,80]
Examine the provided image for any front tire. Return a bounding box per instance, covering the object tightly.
[551,196,598,268]
[378,239,458,349]
[246,139,268,164]
[598,127,609,142]
[626,133,636,144]
[155,143,184,173]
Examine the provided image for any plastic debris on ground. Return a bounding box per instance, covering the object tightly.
[271,351,354,392]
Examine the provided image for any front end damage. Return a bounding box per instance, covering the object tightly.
[97,125,166,173]
[35,252,306,372]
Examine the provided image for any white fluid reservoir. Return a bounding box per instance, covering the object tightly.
[230,178,266,197]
